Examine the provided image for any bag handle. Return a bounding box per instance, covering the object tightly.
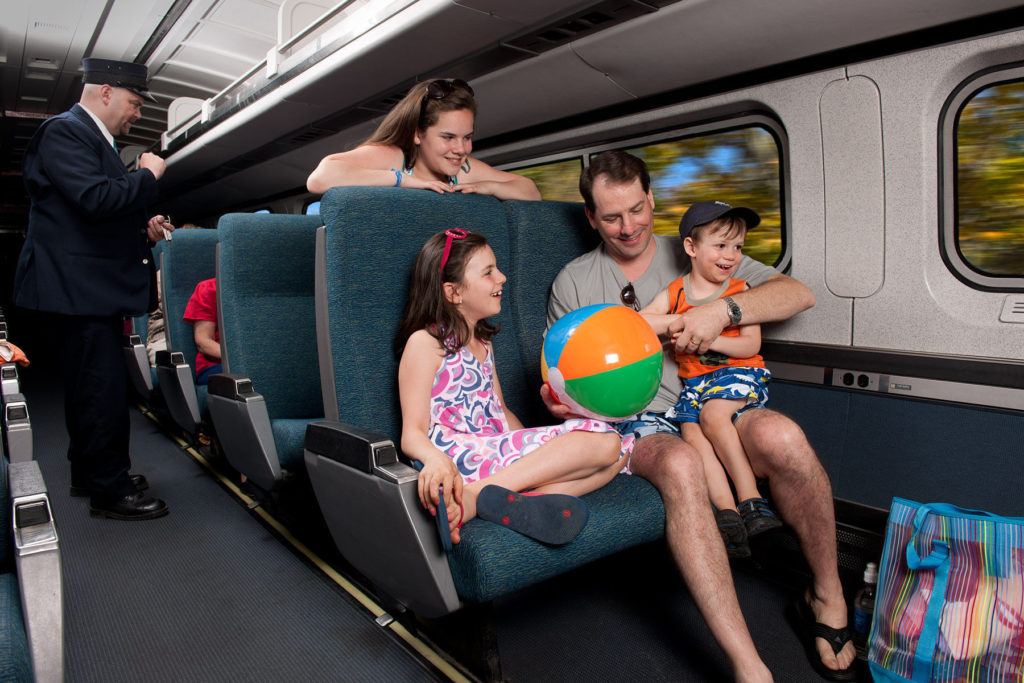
[904,503,952,683]
[906,504,950,570]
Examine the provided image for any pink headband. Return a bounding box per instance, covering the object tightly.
[439,228,470,273]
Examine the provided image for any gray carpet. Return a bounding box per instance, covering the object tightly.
[20,367,441,682]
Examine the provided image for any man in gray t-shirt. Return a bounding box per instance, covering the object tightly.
[549,232,776,414]
[545,152,857,682]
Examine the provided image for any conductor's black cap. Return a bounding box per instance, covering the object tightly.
[82,58,157,103]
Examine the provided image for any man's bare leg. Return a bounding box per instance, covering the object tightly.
[630,433,772,683]
[736,409,856,673]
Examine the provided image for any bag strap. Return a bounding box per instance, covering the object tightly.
[905,503,952,683]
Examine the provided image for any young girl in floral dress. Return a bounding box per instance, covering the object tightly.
[397,229,632,549]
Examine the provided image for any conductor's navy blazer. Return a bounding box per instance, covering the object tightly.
[13,103,158,316]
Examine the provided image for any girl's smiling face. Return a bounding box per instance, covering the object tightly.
[414,108,474,181]
[448,245,506,324]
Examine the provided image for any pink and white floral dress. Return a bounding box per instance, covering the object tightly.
[428,343,633,483]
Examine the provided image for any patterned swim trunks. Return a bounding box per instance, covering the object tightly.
[665,366,771,424]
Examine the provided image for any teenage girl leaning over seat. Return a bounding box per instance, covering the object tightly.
[306,79,540,200]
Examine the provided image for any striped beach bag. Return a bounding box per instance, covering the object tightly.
[868,498,1024,682]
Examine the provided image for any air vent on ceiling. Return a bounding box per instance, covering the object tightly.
[32,21,70,32]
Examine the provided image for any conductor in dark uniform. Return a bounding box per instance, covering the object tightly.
[13,58,172,519]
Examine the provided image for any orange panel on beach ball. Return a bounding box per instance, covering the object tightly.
[558,305,661,381]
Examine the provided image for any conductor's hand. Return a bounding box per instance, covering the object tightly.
[147,215,174,243]
[139,152,166,181]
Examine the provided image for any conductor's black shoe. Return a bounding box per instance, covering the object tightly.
[90,492,168,520]
[71,474,149,498]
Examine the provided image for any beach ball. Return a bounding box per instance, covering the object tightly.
[542,304,663,420]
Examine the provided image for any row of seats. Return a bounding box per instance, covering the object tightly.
[121,220,323,490]
[159,189,666,634]
[0,306,64,683]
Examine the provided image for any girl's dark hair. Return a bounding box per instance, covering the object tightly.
[364,80,477,171]
[396,230,499,357]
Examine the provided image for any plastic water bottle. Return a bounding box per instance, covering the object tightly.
[852,561,878,660]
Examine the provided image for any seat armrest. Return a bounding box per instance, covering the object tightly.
[154,351,201,436]
[207,372,257,401]
[1,363,20,398]
[154,349,184,367]
[304,421,405,479]
[2,391,32,463]
[8,460,64,683]
[304,420,461,617]
[122,334,154,395]
[206,373,281,490]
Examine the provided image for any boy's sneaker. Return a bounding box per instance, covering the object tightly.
[715,508,751,559]
[738,497,784,537]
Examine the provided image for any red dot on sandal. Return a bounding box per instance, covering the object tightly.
[507,494,515,502]
[562,509,571,517]
[502,516,510,525]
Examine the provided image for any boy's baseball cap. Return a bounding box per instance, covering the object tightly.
[678,200,760,241]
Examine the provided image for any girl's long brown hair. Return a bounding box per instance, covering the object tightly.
[365,80,477,171]
[396,230,499,357]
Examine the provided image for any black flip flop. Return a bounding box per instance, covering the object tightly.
[787,595,858,682]
[476,485,588,545]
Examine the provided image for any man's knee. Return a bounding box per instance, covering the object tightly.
[630,434,705,489]
[737,408,817,468]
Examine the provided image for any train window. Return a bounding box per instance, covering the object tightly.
[941,68,1024,289]
[305,200,321,215]
[508,122,784,268]
[624,127,782,267]
[512,158,585,202]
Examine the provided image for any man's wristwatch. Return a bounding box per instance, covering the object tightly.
[723,296,742,326]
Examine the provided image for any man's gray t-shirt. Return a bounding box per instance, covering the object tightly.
[547,234,777,414]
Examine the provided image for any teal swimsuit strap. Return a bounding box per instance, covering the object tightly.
[403,165,461,185]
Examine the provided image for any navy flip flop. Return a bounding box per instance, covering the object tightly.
[435,486,452,553]
[476,485,589,545]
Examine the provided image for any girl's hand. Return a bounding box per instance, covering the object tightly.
[540,383,585,420]
[451,181,492,195]
[404,175,456,194]
[417,458,462,513]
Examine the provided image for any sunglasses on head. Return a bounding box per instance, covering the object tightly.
[425,79,474,100]
[620,282,640,311]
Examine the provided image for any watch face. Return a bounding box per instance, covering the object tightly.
[726,298,741,324]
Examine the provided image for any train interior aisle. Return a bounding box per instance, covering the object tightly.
[15,355,445,682]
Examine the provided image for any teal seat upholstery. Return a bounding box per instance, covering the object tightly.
[0,573,30,682]
[161,229,218,385]
[210,214,324,481]
[157,229,218,433]
[306,187,667,615]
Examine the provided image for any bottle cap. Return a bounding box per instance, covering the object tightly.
[864,561,878,584]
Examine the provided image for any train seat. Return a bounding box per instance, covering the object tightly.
[304,187,666,617]
[123,240,165,400]
[1,431,64,681]
[206,213,324,491]
[155,229,218,439]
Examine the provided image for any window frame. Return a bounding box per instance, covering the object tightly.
[939,62,1024,292]
[503,112,791,271]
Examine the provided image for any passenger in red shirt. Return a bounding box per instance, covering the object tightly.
[183,278,221,384]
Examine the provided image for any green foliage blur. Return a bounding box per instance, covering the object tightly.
[957,81,1024,276]
[512,127,782,267]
